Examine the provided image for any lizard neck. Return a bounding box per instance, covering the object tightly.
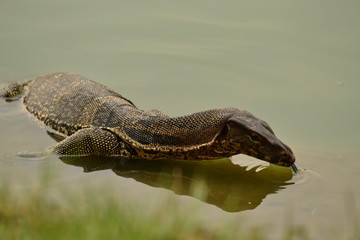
[112,108,243,160]
[124,108,236,146]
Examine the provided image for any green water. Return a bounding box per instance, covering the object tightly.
[1,0,359,239]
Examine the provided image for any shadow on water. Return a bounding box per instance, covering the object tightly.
[59,156,294,212]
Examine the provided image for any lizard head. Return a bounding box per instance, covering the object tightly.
[219,110,296,170]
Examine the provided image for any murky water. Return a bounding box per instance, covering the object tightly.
[1,0,359,239]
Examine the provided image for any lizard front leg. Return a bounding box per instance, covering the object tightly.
[50,127,130,157]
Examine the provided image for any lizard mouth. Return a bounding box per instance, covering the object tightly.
[274,151,298,173]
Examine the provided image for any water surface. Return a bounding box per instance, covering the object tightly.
[1,0,359,239]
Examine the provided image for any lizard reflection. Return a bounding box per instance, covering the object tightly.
[59,156,293,212]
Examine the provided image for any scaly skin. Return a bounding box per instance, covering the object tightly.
[1,72,296,169]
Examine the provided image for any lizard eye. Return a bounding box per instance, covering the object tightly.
[249,133,261,143]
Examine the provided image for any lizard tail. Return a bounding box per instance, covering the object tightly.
[0,80,31,101]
